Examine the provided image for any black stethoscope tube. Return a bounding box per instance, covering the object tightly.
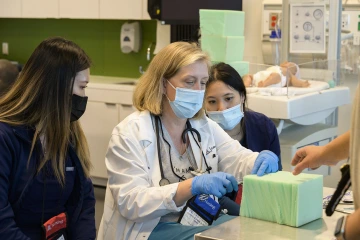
[155,116,171,186]
[155,115,211,187]
[185,123,212,174]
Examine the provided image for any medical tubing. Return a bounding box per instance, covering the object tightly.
[190,131,212,174]
[183,120,201,142]
[275,16,281,39]
[157,116,186,181]
[185,120,211,174]
[155,116,167,181]
[182,122,204,172]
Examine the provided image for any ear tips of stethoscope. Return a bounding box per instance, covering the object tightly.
[190,170,203,176]
[189,166,211,172]
[189,166,212,176]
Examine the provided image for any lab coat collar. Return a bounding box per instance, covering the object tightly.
[136,110,209,143]
[188,112,209,130]
[137,110,156,146]
[135,111,158,186]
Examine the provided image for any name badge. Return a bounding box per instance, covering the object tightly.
[42,212,68,240]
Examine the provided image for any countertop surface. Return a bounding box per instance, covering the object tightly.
[195,211,343,240]
[195,187,352,240]
[88,75,138,90]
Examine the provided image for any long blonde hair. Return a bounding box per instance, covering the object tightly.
[350,85,360,209]
[133,42,211,116]
[0,37,92,185]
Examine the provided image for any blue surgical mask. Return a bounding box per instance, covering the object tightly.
[207,104,243,130]
[166,80,205,119]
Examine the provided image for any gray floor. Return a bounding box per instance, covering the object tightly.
[94,186,106,233]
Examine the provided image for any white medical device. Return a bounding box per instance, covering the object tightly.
[120,22,142,54]
[289,3,326,53]
[261,0,359,65]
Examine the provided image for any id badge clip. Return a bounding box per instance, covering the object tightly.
[178,194,221,226]
[42,212,68,240]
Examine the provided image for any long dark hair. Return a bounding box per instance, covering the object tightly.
[207,62,247,132]
[0,37,92,185]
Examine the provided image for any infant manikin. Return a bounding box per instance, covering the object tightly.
[243,62,309,88]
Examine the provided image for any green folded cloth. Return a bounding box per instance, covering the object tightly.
[228,61,249,77]
[200,9,245,36]
[201,35,244,62]
[240,171,323,227]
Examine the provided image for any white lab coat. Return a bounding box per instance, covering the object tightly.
[97,110,259,240]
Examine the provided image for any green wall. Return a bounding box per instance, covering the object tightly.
[0,18,157,78]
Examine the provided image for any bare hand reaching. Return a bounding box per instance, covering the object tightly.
[291,145,327,175]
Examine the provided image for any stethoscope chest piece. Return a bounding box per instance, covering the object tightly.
[159,178,171,186]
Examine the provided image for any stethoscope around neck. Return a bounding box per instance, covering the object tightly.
[154,115,212,186]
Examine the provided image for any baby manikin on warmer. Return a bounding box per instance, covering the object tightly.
[252,66,287,88]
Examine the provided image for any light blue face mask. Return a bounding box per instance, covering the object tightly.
[207,104,244,130]
[166,80,205,119]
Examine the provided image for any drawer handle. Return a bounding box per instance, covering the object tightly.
[105,102,116,106]
[121,104,133,108]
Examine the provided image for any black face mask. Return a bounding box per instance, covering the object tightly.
[71,94,88,122]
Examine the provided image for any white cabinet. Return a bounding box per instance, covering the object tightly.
[1,0,151,19]
[119,104,136,122]
[100,0,142,19]
[80,82,136,185]
[59,0,99,19]
[80,101,119,182]
[22,0,59,18]
[0,0,21,18]
[142,0,150,20]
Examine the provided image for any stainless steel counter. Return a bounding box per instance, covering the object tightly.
[195,211,343,240]
[195,188,348,240]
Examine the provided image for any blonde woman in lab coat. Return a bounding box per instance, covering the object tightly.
[98,42,279,240]
[291,86,360,239]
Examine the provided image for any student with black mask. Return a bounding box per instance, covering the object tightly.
[0,37,95,240]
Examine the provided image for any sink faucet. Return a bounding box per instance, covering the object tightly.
[147,42,155,61]
[139,66,145,75]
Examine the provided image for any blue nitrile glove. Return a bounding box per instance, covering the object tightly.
[251,150,279,176]
[191,172,238,198]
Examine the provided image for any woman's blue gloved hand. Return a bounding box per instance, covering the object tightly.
[191,172,238,198]
[251,150,279,176]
